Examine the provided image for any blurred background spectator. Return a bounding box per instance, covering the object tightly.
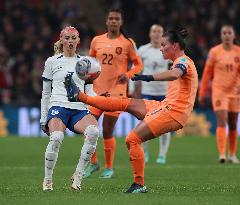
[0,0,239,106]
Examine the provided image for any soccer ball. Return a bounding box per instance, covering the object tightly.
[75,56,101,81]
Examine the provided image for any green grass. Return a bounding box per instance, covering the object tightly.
[0,136,240,205]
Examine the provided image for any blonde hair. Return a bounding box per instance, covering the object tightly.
[54,40,63,55]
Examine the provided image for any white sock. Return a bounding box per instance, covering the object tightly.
[142,141,149,155]
[44,131,64,180]
[75,125,99,175]
[159,132,171,158]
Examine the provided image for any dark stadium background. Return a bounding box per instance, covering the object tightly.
[0,0,239,136]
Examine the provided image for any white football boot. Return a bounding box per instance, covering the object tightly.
[71,172,83,191]
[228,155,240,164]
[43,179,53,191]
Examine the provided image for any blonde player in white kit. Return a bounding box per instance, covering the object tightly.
[40,26,100,191]
[136,24,171,164]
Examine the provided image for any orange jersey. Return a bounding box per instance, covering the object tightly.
[89,33,142,96]
[163,55,198,126]
[199,44,240,98]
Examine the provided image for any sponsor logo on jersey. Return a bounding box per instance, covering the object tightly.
[115,47,122,55]
[51,109,59,116]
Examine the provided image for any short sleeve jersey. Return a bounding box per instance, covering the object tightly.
[205,44,240,97]
[89,33,141,97]
[163,55,198,126]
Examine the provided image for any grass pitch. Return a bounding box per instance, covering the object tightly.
[0,136,240,205]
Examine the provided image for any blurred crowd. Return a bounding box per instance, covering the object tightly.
[0,0,239,106]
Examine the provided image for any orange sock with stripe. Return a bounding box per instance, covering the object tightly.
[228,130,237,156]
[90,151,98,164]
[79,93,130,112]
[103,137,116,169]
[216,127,226,157]
[125,131,144,186]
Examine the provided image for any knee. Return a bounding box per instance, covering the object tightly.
[48,131,64,152]
[84,125,99,145]
[125,131,142,148]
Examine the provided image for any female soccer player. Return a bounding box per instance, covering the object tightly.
[199,25,240,163]
[65,29,198,193]
[84,8,142,178]
[40,26,100,191]
[136,24,172,164]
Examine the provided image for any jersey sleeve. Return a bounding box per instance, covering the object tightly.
[174,57,189,76]
[89,37,97,57]
[125,39,143,78]
[198,49,215,98]
[42,57,53,80]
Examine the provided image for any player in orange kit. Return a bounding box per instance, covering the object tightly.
[199,25,240,164]
[84,8,143,178]
[65,29,198,193]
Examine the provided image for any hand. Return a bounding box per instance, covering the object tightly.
[117,74,129,84]
[131,74,154,82]
[41,124,49,136]
[64,73,80,102]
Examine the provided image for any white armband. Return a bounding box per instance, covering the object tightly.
[40,79,52,125]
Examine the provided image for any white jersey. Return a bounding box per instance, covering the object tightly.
[40,54,94,124]
[138,43,169,96]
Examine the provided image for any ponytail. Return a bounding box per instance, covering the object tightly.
[54,40,63,55]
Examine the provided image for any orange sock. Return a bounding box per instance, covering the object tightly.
[228,130,238,156]
[103,137,116,169]
[90,151,98,164]
[79,93,130,112]
[125,131,144,186]
[216,127,227,157]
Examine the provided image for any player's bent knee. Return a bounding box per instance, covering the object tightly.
[84,125,99,145]
[125,131,141,147]
[48,131,64,152]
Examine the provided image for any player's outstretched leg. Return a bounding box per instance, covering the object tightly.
[43,131,64,191]
[71,125,99,190]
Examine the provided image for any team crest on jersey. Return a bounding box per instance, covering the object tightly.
[115,47,122,55]
[234,56,240,63]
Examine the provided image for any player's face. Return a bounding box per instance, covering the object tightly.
[60,31,80,53]
[221,26,235,45]
[149,25,163,43]
[160,37,175,60]
[106,12,122,33]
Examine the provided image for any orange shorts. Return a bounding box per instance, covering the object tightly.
[212,95,240,112]
[143,100,183,137]
[89,106,121,117]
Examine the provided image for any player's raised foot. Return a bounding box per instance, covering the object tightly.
[228,155,240,164]
[42,179,53,191]
[124,183,148,194]
[156,155,166,164]
[219,155,226,164]
[71,172,83,191]
[99,168,114,179]
[64,73,80,102]
[83,163,100,178]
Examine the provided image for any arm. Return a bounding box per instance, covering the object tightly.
[125,40,143,79]
[198,63,213,98]
[40,79,52,126]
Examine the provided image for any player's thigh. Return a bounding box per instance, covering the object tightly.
[126,98,157,120]
[74,114,98,133]
[102,113,119,138]
[48,118,66,133]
